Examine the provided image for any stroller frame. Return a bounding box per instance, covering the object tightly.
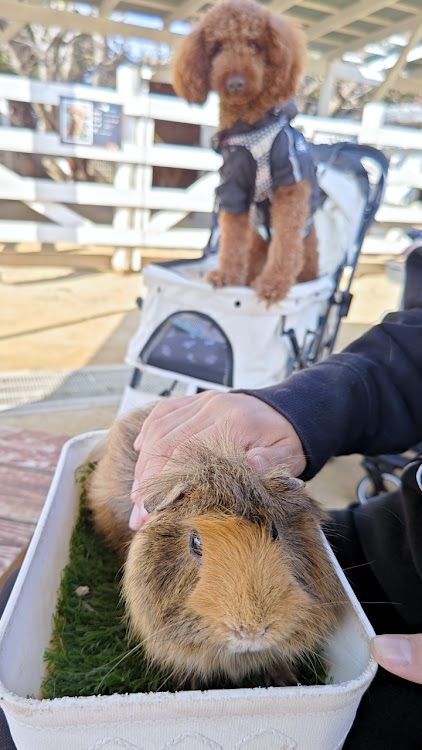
[123,142,389,407]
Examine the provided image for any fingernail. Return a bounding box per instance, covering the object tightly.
[371,635,412,665]
[129,504,148,530]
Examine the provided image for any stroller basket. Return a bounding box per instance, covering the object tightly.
[123,142,388,406]
[139,310,234,387]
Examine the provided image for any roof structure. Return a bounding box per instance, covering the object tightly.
[0,0,421,102]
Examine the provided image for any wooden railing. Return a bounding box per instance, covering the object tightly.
[0,68,421,270]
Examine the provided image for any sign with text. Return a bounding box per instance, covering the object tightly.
[59,97,121,148]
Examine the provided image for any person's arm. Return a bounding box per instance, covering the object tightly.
[243,308,422,480]
[130,307,422,527]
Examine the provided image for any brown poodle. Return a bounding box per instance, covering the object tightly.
[172,0,319,304]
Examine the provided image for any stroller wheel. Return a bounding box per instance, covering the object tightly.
[356,472,402,504]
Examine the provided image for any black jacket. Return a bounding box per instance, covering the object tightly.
[242,246,422,621]
[212,103,320,233]
[241,246,422,748]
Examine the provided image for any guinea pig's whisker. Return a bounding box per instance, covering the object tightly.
[300,560,373,594]
[93,642,147,690]
[156,662,190,692]
[310,599,357,607]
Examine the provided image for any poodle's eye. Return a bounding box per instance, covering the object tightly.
[213,41,223,56]
[190,530,203,557]
[248,40,261,53]
[271,522,279,542]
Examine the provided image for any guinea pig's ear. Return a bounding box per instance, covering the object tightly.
[144,482,189,514]
[260,467,326,522]
[260,469,306,496]
[171,26,210,104]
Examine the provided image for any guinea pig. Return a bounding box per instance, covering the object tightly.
[87,406,344,689]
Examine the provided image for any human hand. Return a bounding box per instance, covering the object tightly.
[370,634,422,684]
[129,390,306,530]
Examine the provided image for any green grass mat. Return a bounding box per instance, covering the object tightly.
[42,466,327,698]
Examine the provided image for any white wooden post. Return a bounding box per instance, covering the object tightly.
[317,61,337,117]
[361,102,386,129]
[112,65,154,272]
[0,97,12,169]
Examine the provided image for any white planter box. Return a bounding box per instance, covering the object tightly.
[0,433,377,750]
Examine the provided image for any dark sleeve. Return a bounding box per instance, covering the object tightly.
[240,307,422,480]
[323,464,422,748]
[216,146,256,214]
[325,457,422,632]
[270,126,317,189]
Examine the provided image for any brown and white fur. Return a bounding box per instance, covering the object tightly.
[87,407,344,689]
[172,0,319,305]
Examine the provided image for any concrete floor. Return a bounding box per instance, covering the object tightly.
[0,260,403,510]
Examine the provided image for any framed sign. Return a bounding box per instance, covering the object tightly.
[60,97,122,148]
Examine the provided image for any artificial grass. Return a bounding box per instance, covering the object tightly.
[42,464,173,698]
[42,465,327,698]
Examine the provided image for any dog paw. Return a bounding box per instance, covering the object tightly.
[206,268,244,287]
[252,276,289,305]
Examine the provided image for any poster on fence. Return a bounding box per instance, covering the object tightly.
[59,97,122,148]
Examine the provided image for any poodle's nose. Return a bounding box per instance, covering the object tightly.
[226,73,245,93]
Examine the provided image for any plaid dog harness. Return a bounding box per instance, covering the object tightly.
[212,104,319,239]
[221,112,289,203]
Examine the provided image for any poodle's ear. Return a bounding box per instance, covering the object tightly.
[172,26,211,104]
[265,14,306,100]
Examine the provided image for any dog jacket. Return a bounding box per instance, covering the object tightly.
[212,102,320,238]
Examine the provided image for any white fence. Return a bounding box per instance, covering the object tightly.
[0,68,421,270]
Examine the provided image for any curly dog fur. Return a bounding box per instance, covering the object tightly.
[172,0,319,304]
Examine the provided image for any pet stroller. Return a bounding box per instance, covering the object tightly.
[121,142,388,413]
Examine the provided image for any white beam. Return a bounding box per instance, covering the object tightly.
[0,127,222,171]
[0,74,220,127]
[0,221,210,248]
[98,0,120,16]
[0,0,175,43]
[305,0,401,42]
[267,2,296,12]
[122,0,174,9]
[147,172,218,231]
[372,23,422,100]
[0,164,93,226]
[165,0,208,24]
[293,1,336,13]
[327,10,422,59]
[396,2,422,14]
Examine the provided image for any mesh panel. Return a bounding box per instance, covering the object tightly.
[140,312,233,386]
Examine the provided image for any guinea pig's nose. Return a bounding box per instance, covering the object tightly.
[227,73,245,93]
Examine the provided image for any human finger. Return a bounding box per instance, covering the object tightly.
[370,634,422,684]
[132,392,222,490]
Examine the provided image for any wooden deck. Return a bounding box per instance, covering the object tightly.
[0,427,69,586]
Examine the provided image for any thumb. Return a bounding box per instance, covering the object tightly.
[370,634,422,685]
[247,445,305,477]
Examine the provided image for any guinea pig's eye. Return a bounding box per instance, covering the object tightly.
[248,40,261,53]
[213,41,223,56]
[270,521,279,542]
[189,530,202,557]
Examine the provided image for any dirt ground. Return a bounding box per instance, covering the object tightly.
[0,259,403,509]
